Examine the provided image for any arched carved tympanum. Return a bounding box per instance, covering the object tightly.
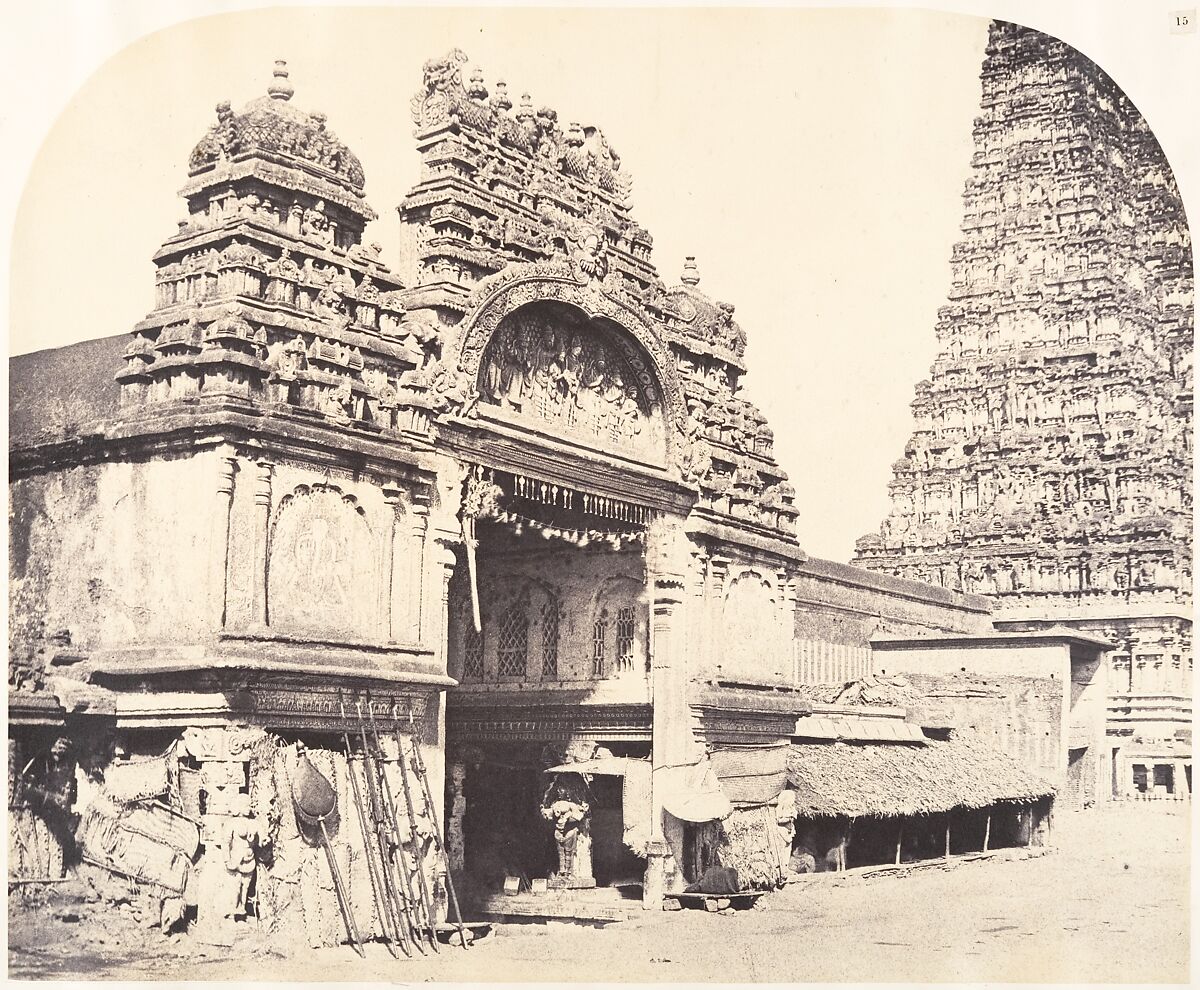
[477,301,666,464]
[453,265,687,470]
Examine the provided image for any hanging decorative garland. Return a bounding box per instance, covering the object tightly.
[491,509,647,550]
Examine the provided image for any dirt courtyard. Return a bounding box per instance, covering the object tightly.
[8,801,1190,983]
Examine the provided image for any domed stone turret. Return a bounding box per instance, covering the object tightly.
[117,62,423,435]
[188,61,366,195]
[177,61,376,249]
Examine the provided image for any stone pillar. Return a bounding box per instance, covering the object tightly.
[409,493,431,644]
[446,761,467,875]
[709,556,730,677]
[776,567,792,680]
[251,459,273,628]
[651,577,687,773]
[433,540,457,672]
[381,483,402,641]
[209,445,238,631]
[689,549,709,676]
[782,574,800,682]
[644,515,692,910]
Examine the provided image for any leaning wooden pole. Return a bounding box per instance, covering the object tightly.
[983,811,991,852]
[944,819,951,860]
[399,704,470,950]
[895,820,903,866]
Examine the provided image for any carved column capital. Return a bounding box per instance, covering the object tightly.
[252,460,273,507]
[382,481,403,506]
[433,538,459,570]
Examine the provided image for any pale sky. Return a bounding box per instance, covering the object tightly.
[4,3,1196,563]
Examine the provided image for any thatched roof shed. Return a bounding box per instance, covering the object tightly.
[787,736,1054,819]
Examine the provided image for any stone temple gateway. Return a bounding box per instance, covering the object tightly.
[9,40,1111,950]
[853,21,1193,802]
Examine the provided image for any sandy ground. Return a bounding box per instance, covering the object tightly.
[8,801,1190,983]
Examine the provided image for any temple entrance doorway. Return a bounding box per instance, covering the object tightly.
[452,742,650,915]
[445,467,656,916]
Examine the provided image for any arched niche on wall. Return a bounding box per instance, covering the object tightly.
[590,574,648,678]
[458,574,563,682]
[266,484,380,639]
[475,300,668,466]
[722,569,780,679]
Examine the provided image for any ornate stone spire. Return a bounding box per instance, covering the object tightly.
[267,60,294,101]
[854,21,1192,706]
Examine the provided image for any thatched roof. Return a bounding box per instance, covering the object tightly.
[790,675,917,709]
[787,736,1054,819]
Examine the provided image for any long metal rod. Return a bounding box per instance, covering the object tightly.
[352,697,413,957]
[339,694,404,957]
[378,703,439,952]
[369,700,441,955]
[400,704,470,949]
[359,698,425,954]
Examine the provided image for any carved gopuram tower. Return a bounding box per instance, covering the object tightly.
[854,21,1193,796]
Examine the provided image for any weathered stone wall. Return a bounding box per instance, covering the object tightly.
[792,557,994,652]
[873,639,1108,806]
[900,670,1064,783]
[9,455,213,685]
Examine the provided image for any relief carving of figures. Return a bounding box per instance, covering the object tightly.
[411,48,469,127]
[9,737,77,880]
[265,249,301,303]
[571,229,610,285]
[301,201,332,245]
[478,308,661,456]
[267,486,379,637]
[423,357,480,419]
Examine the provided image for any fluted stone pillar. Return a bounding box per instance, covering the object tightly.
[381,482,402,641]
[251,459,273,628]
[209,445,238,631]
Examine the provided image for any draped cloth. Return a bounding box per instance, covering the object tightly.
[658,759,733,824]
[621,758,652,857]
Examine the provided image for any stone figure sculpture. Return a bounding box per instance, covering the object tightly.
[224,792,265,922]
[540,777,594,888]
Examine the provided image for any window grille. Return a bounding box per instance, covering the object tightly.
[497,595,529,678]
[463,624,484,681]
[592,611,608,677]
[541,600,560,679]
[616,606,636,672]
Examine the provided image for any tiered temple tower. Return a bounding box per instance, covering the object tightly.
[854,21,1193,786]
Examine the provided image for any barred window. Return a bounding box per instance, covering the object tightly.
[496,596,529,678]
[463,624,484,681]
[592,610,608,677]
[541,600,560,679]
[616,606,635,672]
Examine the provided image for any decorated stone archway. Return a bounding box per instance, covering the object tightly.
[451,264,688,472]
